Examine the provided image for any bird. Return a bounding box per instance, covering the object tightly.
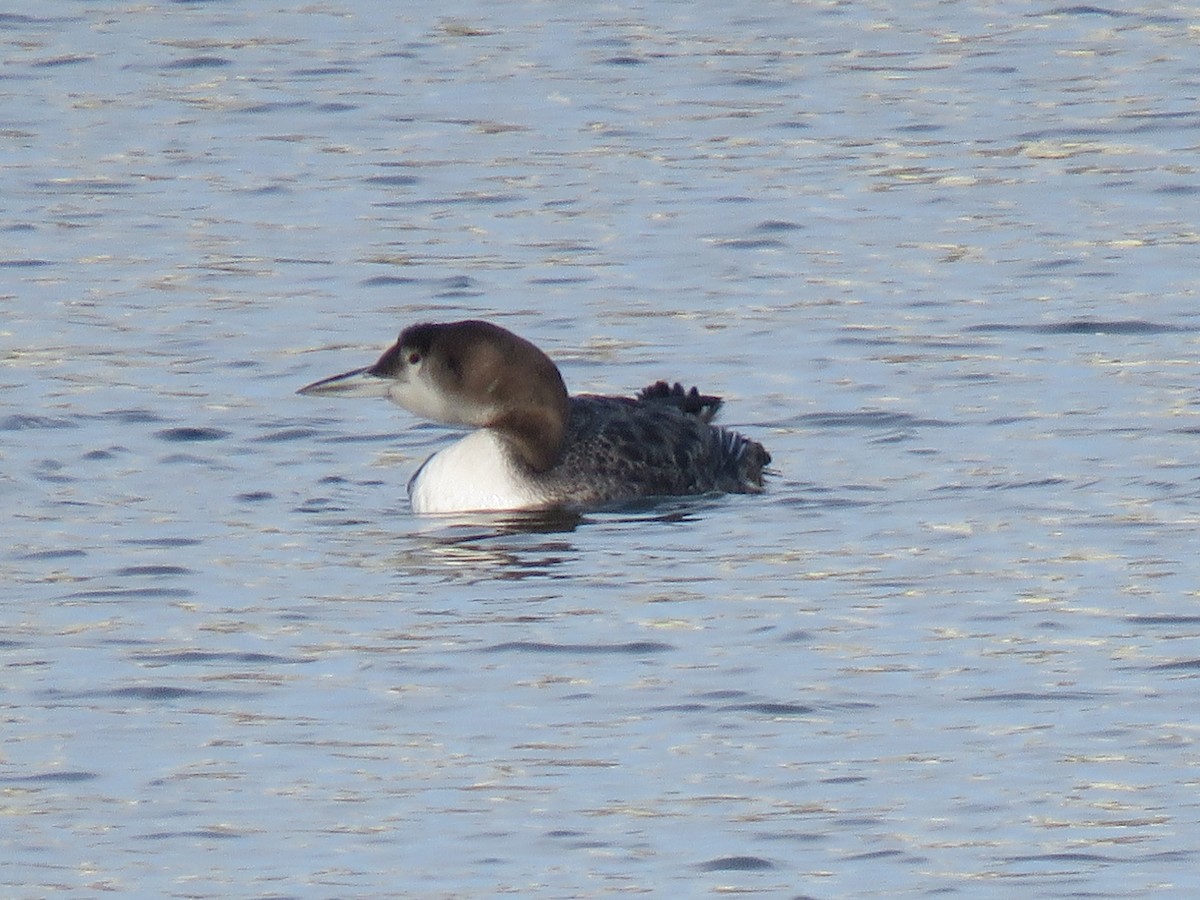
[298,319,771,514]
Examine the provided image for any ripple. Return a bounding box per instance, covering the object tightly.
[0,770,99,783]
[1127,615,1200,625]
[0,257,53,267]
[1146,659,1200,671]
[790,411,954,430]
[131,650,314,666]
[155,426,231,442]
[962,690,1103,703]
[696,856,775,872]
[109,685,210,701]
[362,174,421,187]
[1,414,77,431]
[722,701,817,716]
[114,565,191,576]
[967,319,1188,336]
[162,55,230,69]
[483,640,673,655]
[64,587,194,600]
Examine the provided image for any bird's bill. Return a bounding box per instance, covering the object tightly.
[297,366,391,399]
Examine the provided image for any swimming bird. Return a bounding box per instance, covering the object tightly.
[298,320,771,514]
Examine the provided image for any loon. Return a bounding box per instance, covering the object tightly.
[298,320,771,514]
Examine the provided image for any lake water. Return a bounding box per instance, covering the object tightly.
[4,3,1199,897]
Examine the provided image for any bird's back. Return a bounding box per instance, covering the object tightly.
[533,383,771,506]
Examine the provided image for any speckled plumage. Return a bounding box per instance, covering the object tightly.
[528,387,770,506]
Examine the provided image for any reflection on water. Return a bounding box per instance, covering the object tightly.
[393,517,581,582]
[4,2,1200,897]
[381,501,735,582]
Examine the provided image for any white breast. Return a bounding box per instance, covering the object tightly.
[407,429,547,514]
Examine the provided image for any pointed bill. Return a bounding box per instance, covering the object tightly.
[297,366,392,399]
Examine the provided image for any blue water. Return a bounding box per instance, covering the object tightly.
[4,3,1199,897]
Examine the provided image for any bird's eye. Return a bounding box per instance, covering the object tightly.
[407,351,422,366]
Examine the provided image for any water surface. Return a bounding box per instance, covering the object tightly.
[3,3,1199,897]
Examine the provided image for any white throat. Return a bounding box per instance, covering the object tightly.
[387,368,478,425]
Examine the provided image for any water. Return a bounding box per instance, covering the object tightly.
[4,3,1199,897]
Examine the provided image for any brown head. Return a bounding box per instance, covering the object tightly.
[301,320,570,472]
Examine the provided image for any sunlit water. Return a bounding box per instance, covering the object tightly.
[4,3,1199,897]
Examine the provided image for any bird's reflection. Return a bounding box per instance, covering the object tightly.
[384,507,582,581]
[383,497,714,582]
